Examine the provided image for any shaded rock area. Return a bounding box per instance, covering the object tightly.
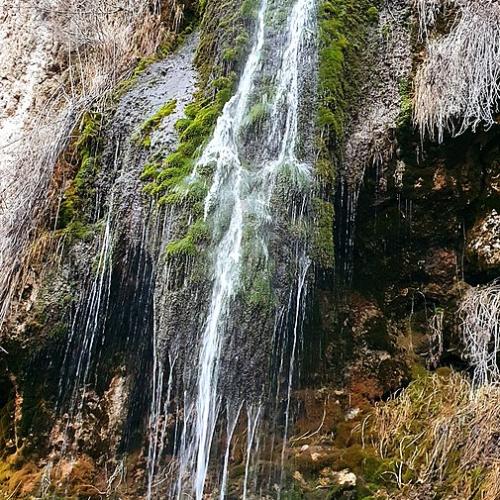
[286,1,500,498]
[288,121,500,495]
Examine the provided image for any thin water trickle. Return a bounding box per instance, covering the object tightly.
[220,403,243,500]
[282,255,310,445]
[57,198,115,425]
[242,404,263,500]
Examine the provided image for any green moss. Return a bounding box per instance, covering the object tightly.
[158,178,208,206]
[397,78,413,129]
[315,156,335,186]
[313,1,380,270]
[194,0,254,84]
[164,219,210,259]
[133,99,177,148]
[367,6,379,21]
[143,75,236,200]
[311,197,334,269]
[318,0,381,143]
[410,363,429,380]
[381,22,391,40]
[223,47,238,62]
[57,111,102,238]
[243,100,269,131]
[164,237,198,258]
[241,0,259,18]
[246,271,274,310]
[61,221,94,244]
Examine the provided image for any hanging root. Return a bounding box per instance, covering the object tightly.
[414,0,500,142]
[106,459,126,495]
[427,308,444,369]
[458,280,500,386]
[414,0,445,40]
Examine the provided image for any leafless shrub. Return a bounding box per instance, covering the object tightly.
[37,0,166,103]
[414,0,500,142]
[458,280,500,386]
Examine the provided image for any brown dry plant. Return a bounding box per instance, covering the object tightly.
[370,372,500,498]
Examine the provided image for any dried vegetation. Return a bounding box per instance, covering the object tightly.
[414,0,500,142]
[458,280,500,385]
[370,371,500,499]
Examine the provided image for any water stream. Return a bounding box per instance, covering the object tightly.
[171,0,318,496]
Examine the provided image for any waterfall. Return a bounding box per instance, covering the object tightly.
[171,0,318,496]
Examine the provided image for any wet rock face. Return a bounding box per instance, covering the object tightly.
[330,123,500,389]
[424,247,458,284]
[1,0,499,497]
[59,31,200,446]
[0,30,199,490]
[467,209,500,271]
[362,127,498,288]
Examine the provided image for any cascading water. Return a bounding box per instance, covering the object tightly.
[6,1,500,498]
[164,0,318,496]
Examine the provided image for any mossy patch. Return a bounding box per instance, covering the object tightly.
[142,0,258,267]
[311,197,334,269]
[313,1,380,271]
[164,219,210,259]
[318,0,381,142]
[242,267,275,312]
[397,77,413,130]
[142,75,236,202]
[315,0,381,181]
[133,99,177,148]
[56,111,103,241]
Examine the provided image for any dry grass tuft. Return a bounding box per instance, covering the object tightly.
[370,371,500,498]
[427,308,444,369]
